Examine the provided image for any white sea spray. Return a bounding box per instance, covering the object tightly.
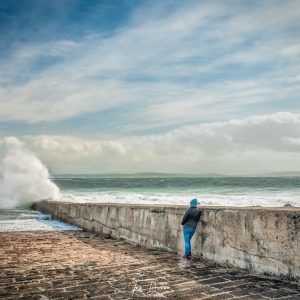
[0,137,59,209]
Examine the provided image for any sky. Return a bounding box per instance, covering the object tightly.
[0,0,300,174]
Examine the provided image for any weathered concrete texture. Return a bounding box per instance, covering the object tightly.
[1,230,300,299]
[34,201,300,280]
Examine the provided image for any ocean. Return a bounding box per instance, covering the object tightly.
[0,208,81,231]
[1,175,299,231]
[52,175,300,207]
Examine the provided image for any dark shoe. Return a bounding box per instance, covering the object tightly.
[183,255,192,260]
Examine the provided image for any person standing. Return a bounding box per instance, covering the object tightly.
[181,198,201,259]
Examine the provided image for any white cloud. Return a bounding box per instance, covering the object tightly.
[6,112,298,174]
[281,44,300,57]
[3,136,25,149]
[283,137,300,147]
[0,1,299,128]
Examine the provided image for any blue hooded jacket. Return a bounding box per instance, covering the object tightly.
[181,198,201,228]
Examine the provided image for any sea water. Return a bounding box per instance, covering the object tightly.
[53,175,300,207]
[0,209,81,231]
[2,175,299,231]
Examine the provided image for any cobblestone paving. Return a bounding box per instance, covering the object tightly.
[1,231,300,299]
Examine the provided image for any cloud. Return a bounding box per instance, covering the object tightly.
[0,0,299,133]
[3,136,25,148]
[5,112,298,174]
[281,44,300,57]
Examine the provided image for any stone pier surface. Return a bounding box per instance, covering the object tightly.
[35,201,300,279]
[1,230,300,300]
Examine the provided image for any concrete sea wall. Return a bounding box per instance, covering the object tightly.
[34,201,300,280]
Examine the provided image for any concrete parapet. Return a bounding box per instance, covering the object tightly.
[34,200,300,280]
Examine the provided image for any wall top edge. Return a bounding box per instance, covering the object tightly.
[38,200,300,212]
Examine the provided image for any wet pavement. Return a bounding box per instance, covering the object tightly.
[1,229,300,299]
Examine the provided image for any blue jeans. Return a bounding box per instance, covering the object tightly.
[183,226,196,256]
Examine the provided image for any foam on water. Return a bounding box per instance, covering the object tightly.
[0,219,81,232]
[59,190,300,207]
[0,210,81,232]
[53,175,300,207]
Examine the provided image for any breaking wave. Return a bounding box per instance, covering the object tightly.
[0,137,59,209]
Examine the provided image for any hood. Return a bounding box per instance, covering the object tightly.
[190,198,199,207]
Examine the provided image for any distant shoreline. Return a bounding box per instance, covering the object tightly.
[50,172,300,178]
